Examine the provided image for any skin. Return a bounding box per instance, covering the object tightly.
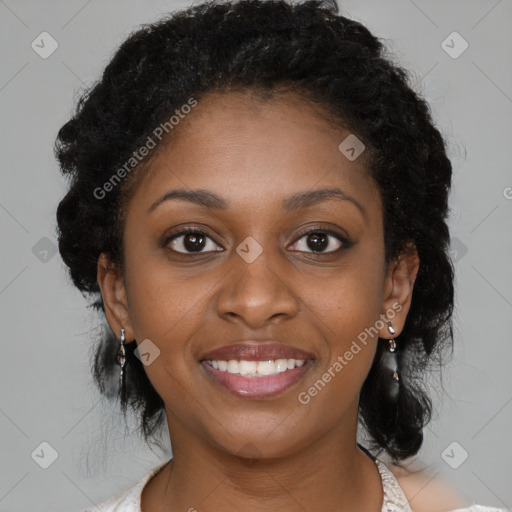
[97,91,461,511]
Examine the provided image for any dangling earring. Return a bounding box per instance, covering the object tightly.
[386,320,399,384]
[117,328,127,391]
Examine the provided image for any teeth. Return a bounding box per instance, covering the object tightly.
[206,358,306,377]
[227,360,239,374]
[276,359,289,372]
[239,360,257,375]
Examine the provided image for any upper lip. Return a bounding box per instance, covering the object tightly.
[200,342,314,362]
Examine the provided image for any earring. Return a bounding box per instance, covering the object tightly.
[117,328,127,390]
[386,320,399,384]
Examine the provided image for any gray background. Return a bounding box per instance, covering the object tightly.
[1,0,511,510]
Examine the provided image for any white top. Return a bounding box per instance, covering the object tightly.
[84,459,505,512]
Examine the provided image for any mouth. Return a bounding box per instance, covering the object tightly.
[200,343,315,399]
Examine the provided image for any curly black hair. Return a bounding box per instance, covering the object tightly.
[55,0,454,461]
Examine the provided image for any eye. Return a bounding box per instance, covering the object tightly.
[165,228,223,254]
[289,228,348,254]
[163,226,350,256]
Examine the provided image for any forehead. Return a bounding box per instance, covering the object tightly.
[125,91,380,218]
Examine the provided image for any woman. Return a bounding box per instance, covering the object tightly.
[54,0,505,510]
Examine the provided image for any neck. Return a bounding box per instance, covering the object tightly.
[142,419,383,512]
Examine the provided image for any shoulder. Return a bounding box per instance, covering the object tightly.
[388,462,465,512]
[82,463,163,512]
[83,484,140,512]
[388,463,505,512]
[84,460,171,512]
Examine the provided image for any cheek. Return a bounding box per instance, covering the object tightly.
[294,289,381,430]
[122,246,204,387]
[123,237,197,335]
[302,252,385,390]
[310,253,385,345]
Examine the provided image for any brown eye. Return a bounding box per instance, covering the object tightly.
[166,229,223,254]
[289,229,347,254]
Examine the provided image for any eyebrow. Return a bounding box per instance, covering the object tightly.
[147,187,365,216]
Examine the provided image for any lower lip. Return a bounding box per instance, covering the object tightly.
[201,360,314,399]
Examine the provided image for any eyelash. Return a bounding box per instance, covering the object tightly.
[163,226,351,256]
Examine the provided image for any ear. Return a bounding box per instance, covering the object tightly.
[97,253,135,342]
[378,242,420,338]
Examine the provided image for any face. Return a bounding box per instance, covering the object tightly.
[98,91,418,460]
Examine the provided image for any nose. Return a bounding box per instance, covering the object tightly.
[215,249,300,329]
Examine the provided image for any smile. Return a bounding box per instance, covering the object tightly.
[205,358,306,377]
[199,342,315,398]
[201,359,314,398]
